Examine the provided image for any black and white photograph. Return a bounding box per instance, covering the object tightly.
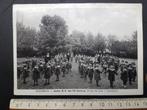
[13,3,143,95]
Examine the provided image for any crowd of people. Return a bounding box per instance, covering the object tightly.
[17,53,72,86]
[75,54,137,88]
[17,52,137,88]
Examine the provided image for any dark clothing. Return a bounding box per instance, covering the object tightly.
[22,69,29,79]
[44,66,52,85]
[22,68,29,84]
[114,62,119,71]
[17,66,22,79]
[51,65,55,74]
[44,67,51,79]
[55,66,61,75]
[94,69,101,81]
[32,68,40,80]
[32,68,40,86]
[66,62,72,73]
[67,54,70,61]
[79,65,84,76]
[108,70,116,82]
[108,69,117,88]
[121,69,128,86]
[88,68,94,83]
[55,66,61,81]
[62,65,66,77]
[94,69,101,86]
[44,55,51,63]
[83,66,88,80]
[128,68,133,85]
[132,68,137,82]
[38,65,44,72]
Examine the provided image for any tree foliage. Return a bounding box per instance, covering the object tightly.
[17,15,138,59]
[108,31,137,58]
[17,22,37,57]
[37,15,68,55]
[94,33,106,52]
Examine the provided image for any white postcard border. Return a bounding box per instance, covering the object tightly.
[13,3,143,95]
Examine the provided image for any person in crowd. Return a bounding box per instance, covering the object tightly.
[80,62,84,78]
[17,65,22,79]
[102,61,108,77]
[127,62,133,85]
[44,64,52,85]
[44,53,51,64]
[114,58,119,72]
[61,62,66,77]
[66,61,72,74]
[25,60,30,70]
[108,65,117,88]
[51,60,55,76]
[83,63,88,80]
[88,64,94,84]
[31,59,37,70]
[132,62,137,82]
[94,64,101,87]
[38,61,44,78]
[32,66,40,86]
[22,65,29,84]
[67,52,70,61]
[120,66,128,88]
[75,54,78,63]
[120,60,125,72]
[55,63,61,81]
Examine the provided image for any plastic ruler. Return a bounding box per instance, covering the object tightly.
[10,98,147,110]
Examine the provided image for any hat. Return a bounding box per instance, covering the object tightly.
[125,61,128,64]
[109,65,115,71]
[47,65,51,68]
[40,64,43,67]
[34,66,38,69]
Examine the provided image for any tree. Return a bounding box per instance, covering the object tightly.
[130,31,137,58]
[107,31,137,58]
[86,33,94,49]
[70,30,86,46]
[94,33,106,53]
[38,15,68,55]
[17,22,37,57]
[68,30,86,55]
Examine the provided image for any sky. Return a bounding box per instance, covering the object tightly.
[14,4,142,40]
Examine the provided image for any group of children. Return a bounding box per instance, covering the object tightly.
[17,54,72,86]
[17,53,137,88]
[76,54,137,88]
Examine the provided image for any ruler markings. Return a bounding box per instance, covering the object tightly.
[10,98,147,109]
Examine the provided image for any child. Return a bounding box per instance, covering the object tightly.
[22,65,29,84]
[120,66,128,88]
[94,64,101,87]
[108,65,117,88]
[44,65,52,85]
[32,66,40,86]
[88,64,94,84]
